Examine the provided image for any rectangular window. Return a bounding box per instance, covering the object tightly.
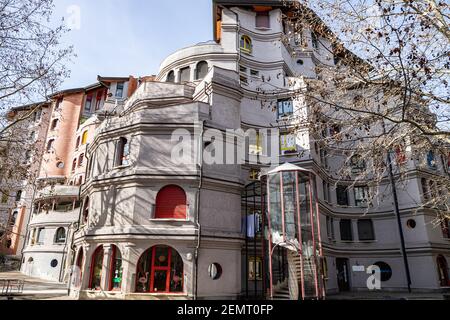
[248,257,263,280]
[95,91,103,110]
[250,69,259,77]
[280,133,297,155]
[249,132,263,156]
[277,99,294,119]
[336,185,349,206]
[442,218,450,239]
[115,82,125,98]
[85,95,93,112]
[311,32,319,49]
[326,217,335,240]
[255,11,270,28]
[427,151,437,169]
[180,67,191,83]
[340,219,353,241]
[354,186,369,207]
[37,228,45,244]
[358,219,375,241]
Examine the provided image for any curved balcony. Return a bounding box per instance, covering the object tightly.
[34,185,80,201]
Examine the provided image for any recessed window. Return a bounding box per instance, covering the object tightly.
[297,59,304,65]
[51,259,58,268]
[427,150,437,169]
[78,154,84,167]
[354,186,369,207]
[195,61,208,80]
[255,11,270,28]
[441,218,450,239]
[280,133,297,155]
[240,35,252,54]
[81,131,88,145]
[373,262,392,282]
[336,185,349,206]
[115,82,125,98]
[407,219,417,229]
[208,263,223,280]
[167,70,175,83]
[85,95,93,112]
[55,227,66,244]
[135,246,184,293]
[115,137,130,167]
[110,245,123,291]
[180,67,191,83]
[340,219,353,241]
[46,139,55,153]
[358,219,375,241]
[155,185,187,220]
[351,155,366,173]
[89,246,104,290]
[277,99,294,119]
[15,190,22,202]
[311,32,319,49]
[82,197,90,224]
[50,119,59,130]
[71,158,77,173]
[56,161,65,169]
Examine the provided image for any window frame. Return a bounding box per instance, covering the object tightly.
[339,219,353,242]
[240,35,253,54]
[357,219,375,241]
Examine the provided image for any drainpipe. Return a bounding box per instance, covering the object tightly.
[194,120,205,300]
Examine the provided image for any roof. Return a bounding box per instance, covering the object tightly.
[267,162,313,175]
[48,87,85,99]
[9,101,50,112]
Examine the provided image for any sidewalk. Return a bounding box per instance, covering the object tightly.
[327,290,447,300]
[0,271,72,300]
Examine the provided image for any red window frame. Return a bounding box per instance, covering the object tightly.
[154,185,187,220]
[108,245,122,291]
[89,246,104,291]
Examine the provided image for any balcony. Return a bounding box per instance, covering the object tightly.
[35,185,79,201]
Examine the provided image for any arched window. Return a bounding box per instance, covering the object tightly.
[46,139,55,152]
[15,190,22,202]
[155,185,187,220]
[115,137,130,167]
[10,211,18,226]
[135,246,183,293]
[89,246,104,290]
[78,154,84,167]
[51,119,59,130]
[240,35,252,54]
[195,61,208,80]
[82,197,90,224]
[71,158,77,173]
[437,255,449,287]
[75,247,84,287]
[109,245,123,291]
[55,227,66,244]
[76,136,81,149]
[81,131,89,145]
[166,70,175,83]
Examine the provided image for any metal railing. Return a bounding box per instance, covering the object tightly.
[0,279,24,300]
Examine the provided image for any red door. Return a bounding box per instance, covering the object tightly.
[150,246,172,293]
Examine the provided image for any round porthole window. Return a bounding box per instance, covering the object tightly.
[407,219,416,229]
[51,259,58,268]
[297,59,304,65]
[56,162,65,169]
[208,263,222,280]
[374,261,392,282]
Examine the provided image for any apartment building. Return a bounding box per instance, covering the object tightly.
[20,76,142,282]
[0,102,52,261]
[3,0,446,300]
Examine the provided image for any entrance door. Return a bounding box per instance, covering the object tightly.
[437,255,449,287]
[336,258,350,292]
[150,246,172,293]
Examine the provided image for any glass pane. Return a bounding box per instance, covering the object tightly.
[154,246,169,267]
[170,248,183,292]
[91,250,103,290]
[152,270,168,292]
[282,172,297,241]
[136,251,151,292]
[111,250,122,290]
[268,173,283,239]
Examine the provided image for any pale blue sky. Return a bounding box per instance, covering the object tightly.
[53,0,213,89]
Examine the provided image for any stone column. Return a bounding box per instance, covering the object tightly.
[121,243,137,294]
[80,244,91,290]
[101,245,112,291]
